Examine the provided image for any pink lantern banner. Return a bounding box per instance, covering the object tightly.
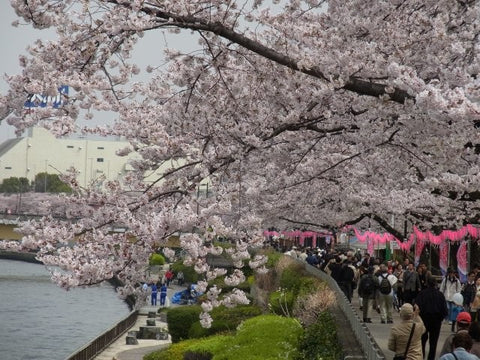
[439,241,449,275]
[345,224,480,252]
[414,238,425,267]
[457,241,468,283]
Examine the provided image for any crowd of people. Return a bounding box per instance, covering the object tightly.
[143,269,184,306]
[286,245,480,360]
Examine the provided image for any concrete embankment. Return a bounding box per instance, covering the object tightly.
[0,250,41,263]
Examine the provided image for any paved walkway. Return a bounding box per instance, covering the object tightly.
[94,284,186,360]
[351,291,453,359]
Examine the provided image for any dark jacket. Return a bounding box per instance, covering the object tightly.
[415,286,448,318]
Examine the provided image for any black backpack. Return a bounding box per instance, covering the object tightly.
[379,274,392,294]
[362,275,375,296]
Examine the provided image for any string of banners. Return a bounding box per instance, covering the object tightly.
[347,224,480,280]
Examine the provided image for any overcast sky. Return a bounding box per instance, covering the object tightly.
[0,3,198,143]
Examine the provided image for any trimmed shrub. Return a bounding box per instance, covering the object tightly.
[296,311,342,360]
[188,305,262,339]
[149,253,165,266]
[144,338,207,360]
[188,315,303,360]
[167,306,202,343]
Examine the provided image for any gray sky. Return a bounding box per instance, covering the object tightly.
[0,3,198,143]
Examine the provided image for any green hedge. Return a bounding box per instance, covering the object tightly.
[188,305,262,339]
[144,338,208,360]
[167,306,202,343]
[191,315,303,359]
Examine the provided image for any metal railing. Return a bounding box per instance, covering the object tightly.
[65,310,138,360]
[303,262,386,360]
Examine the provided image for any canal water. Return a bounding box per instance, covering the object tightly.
[0,259,130,360]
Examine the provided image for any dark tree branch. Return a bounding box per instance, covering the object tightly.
[107,0,414,104]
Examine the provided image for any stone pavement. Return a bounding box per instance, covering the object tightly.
[93,284,186,360]
[351,291,453,359]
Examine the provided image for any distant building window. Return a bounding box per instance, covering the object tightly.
[97,158,104,162]
[67,145,74,148]
[97,146,104,150]
[5,167,12,169]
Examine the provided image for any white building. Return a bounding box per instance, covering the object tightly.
[0,127,134,188]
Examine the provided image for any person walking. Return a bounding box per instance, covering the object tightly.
[177,270,185,286]
[462,272,477,316]
[393,263,405,308]
[159,283,168,306]
[441,268,463,324]
[150,282,158,306]
[377,264,397,324]
[415,275,449,360]
[388,303,426,360]
[403,263,421,305]
[338,258,356,302]
[165,269,174,287]
[358,266,377,323]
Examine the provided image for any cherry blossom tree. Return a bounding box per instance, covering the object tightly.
[1,0,480,321]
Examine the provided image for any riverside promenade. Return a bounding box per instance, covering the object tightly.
[92,281,454,360]
[93,284,185,360]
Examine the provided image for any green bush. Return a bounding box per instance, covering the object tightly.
[296,311,342,360]
[166,306,202,343]
[188,305,262,339]
[144,338,207,360]
[189,315,303,360]
[149,253,166,266]
[268,290,295,316]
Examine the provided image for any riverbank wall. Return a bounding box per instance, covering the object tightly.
[0,250,42,263]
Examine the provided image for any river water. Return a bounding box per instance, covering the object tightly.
[0,259,130,360]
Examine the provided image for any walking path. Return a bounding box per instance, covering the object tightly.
[93,284,185,360]
[351,291,453,359]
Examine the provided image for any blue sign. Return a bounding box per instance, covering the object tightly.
[24,85,69,109]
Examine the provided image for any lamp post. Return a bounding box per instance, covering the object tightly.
[44,160,48,192]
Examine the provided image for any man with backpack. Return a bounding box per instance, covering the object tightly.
[377,264,398,324]
[358,266,377,323]
[338,258,356,302]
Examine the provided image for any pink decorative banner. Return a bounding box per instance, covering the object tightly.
[344,224,480,253]
[439,241,449,275]
[415,238,425,267]
[457,240,468,283]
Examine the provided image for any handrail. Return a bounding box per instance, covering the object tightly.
[65,310,138,360]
